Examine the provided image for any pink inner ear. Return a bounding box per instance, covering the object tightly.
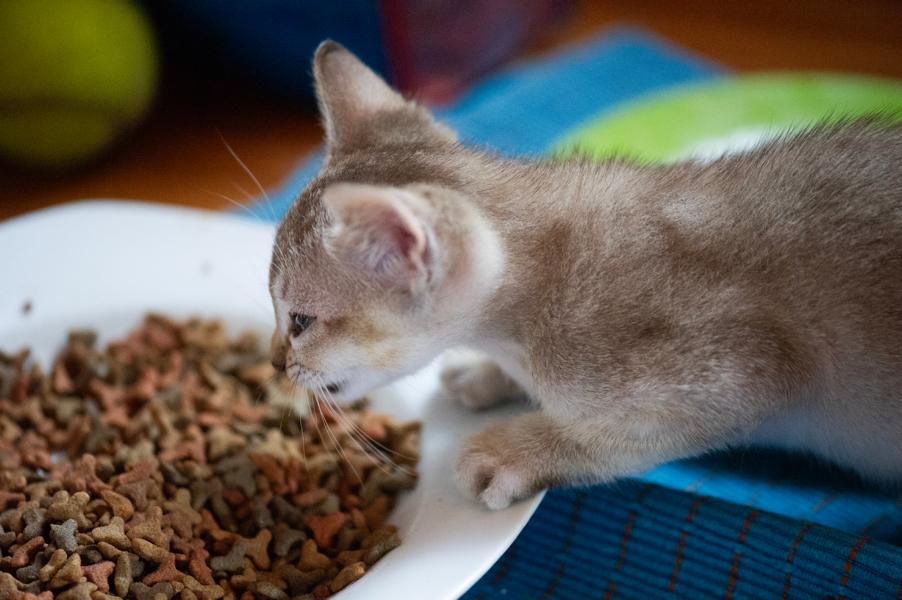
[324,184,428,283]
[390,218,421,262]
[365,203,424,277]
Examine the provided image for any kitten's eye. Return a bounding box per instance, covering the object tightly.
[289,313,316,337]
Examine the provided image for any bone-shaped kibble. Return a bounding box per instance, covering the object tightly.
[91,517,130,550]
[49,519,78,553]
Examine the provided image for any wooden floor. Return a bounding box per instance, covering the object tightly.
[1,0,900,221]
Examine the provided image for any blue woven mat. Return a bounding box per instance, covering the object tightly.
[250,30,902,597]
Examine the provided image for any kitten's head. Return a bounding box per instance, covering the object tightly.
[269,42,501,403]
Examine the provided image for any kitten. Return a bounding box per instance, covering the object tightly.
[269,41,902,509]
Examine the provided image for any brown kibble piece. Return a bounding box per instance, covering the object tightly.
[336,549,364,567]
[113,552,134,596]
[21,503,46,541]
[363,495,390,530]
[197,509,233,543]
[100,490,134,520]
[271,523,305,557]
[329,562,366,593]
[0,491,26,511]
[91,517,130,550]
[142,553,182,586]
[297,540,331,572]
[47,491,91,528]
[115,461,159,512]
[95,541,123,559]
[186,539,214,586]
[229,558,257,588]
[131,538,170,563]
[6,536,45,568]
[39,548,68,582]
[182,574,226,600]
[243,529,272,570]
[49,552,82,588]
[362,530,401,565]
[205,428,246,461]
[304,512,348,550]
[0,572,18,597]
[210,539,247,574]
[251,581,289,600]
[162,489,201,541]
[130,581,176,600]
[56,582,98,600]
[82,560,115,592]
[294,489,328,508]
[127,505,168,547]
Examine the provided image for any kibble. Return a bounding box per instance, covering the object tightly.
[0,315,419,598]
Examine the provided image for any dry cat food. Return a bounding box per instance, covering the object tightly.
[0,315,419,599]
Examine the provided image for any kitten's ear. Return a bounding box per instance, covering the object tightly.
[312,41,407,144]
[312,40,456,148]
[322,183,433,289]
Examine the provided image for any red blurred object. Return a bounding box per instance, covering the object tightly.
[381,0,573,104]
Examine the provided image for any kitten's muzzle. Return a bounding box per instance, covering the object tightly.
[286,362,347,395]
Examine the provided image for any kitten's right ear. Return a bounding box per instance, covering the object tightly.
[321,183,433,291]
[312,40,408,146]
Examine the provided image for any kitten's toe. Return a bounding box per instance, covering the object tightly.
[455,437,531,510]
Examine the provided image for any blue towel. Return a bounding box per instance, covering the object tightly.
[251,29,902,598]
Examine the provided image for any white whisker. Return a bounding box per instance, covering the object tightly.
[217,130,277,221]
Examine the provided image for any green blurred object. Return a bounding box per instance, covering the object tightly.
[0,0,158,170]
[554,73,902,163]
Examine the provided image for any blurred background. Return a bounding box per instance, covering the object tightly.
[1,0,900,221]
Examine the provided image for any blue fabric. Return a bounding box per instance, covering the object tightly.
[249,29,902,597]
[462,482,902,600]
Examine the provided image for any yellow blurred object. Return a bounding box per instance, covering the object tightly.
[0,0,158,170]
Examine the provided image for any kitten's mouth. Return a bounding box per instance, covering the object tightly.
[308,378,347,396]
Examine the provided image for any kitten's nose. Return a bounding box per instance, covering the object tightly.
[270,331,288,373]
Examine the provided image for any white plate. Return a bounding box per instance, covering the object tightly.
[0,200,542,600]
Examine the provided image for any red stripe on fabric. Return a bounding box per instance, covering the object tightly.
[668,496,708,592]
[781,523,813,600]
[724,509,759,600]
[603,484,654,597]
[840,536,869,587]
[615,511,637,571]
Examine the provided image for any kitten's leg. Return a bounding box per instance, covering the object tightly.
[441,351,526,410]
[457,323,813,508]
[456,412,595,509]
[455,391,780,510]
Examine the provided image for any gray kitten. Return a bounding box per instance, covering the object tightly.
[269,41,902,509]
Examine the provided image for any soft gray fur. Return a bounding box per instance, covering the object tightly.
[269,41,902,509]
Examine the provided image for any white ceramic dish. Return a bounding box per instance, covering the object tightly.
[0,200,542,600]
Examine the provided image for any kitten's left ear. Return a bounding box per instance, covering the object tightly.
[322,183,435,290]
[312,41,456,148]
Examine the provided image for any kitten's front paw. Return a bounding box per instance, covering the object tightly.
[455,427,538,510]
